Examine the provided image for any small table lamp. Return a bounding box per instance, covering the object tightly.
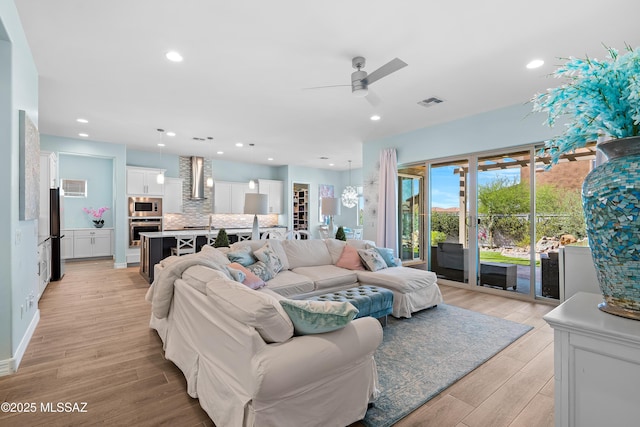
[244,193,269,240]
[321,197,341,238]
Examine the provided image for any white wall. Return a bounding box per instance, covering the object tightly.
[0,0,40,373]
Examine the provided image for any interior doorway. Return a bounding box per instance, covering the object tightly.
[292,183,309,231]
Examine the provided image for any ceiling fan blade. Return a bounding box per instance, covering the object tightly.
[302,84,350,90]
[365,90,381,107]
[363,57,408,86]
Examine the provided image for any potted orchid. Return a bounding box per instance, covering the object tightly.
[532,45,640,320]
[83,206,109,228]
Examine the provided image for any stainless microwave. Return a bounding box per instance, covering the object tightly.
[128,197,162,217]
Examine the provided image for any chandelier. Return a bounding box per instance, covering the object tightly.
[341,160,358,208]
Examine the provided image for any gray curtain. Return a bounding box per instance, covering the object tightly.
[376,148,399,255]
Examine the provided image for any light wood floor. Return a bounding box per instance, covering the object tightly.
[0,259,555,427]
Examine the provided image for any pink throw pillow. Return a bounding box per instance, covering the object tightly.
[336,245,365,270]
[228,262,266,289]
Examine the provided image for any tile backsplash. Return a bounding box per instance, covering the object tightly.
[163,156,279,230]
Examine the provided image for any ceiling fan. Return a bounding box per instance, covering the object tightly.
[305,56,408,105]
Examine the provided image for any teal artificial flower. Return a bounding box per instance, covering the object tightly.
[532,44,640,164]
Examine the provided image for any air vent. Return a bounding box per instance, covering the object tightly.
[418,97,444,108]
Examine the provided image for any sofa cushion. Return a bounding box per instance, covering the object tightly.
[228,262,266,290]
[357,248,388,272]
[199,245,231,266]
[279,299,358,335]
[356,267,438,292]
[206,278,293,343]
[181,265,229,294]
[291,265,358,290]
[335,245,365,270]
[266,271,315,297]
[346,239,376,250]
[324,238,347,264]
[254,242,284,274]
[283,239,333,269]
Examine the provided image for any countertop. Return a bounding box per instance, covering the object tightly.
[139,227,278,238]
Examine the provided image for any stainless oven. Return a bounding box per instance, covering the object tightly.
[129,218,162,247]
[128,196,162,217]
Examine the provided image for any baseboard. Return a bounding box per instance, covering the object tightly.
[0,309,40,376]
[113,262,127,269]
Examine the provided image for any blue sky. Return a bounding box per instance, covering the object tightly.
[429,165,521,208]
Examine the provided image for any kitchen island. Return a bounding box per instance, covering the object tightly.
[139,227,283,283]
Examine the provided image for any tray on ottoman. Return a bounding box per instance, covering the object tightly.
[308,285,394,324]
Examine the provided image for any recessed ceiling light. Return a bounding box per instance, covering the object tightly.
[165,51,183,62]
[329,163,335,166]
[76,118,88,123]
[78,133,89,137]
[217,151,224,155]
[235,142,243,147]
[526,59,544,69]
[267,157,274,161]
[166,131,176,137]
[370,115,381,121]
[157,143,165,147]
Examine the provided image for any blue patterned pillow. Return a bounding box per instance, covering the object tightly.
[245,261,275,282]
[357,248,388,271]
[227,247,256,267]
[375,247,397,267]
[254,243,283,273]
[279,299,359,335]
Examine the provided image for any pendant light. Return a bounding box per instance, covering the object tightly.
[341,160,358,208]
[156,128,165,184]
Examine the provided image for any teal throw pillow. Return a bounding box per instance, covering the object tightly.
[246,261,275,282]
[279,299,359,335]
[227,248,256,267]
[375,247,397,267]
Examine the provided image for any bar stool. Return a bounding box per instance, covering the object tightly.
[171,235,196,256]
[285,230,301,240]
[236,232,251,242]
[206,233,216,246]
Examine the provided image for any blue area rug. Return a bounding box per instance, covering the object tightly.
[363,304,533,427]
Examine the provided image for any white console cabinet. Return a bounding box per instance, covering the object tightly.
[544,292,640,427]
[65,228,113,258]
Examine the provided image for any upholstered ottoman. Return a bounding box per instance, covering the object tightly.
[308,286,394,325]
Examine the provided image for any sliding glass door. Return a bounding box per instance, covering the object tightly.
[427,159,474,285]
[398,172,423,263]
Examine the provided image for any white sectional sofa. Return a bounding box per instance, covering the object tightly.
[146,238,442,426]
[230,238,442,318]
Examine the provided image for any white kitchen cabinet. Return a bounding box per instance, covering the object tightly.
[61,230,74,259]
[73,229,113,258]
[126,166,165,196]
[163,177,184,213]
[544,292,640,427]
[215,181,257,214]
[258,179,283,214]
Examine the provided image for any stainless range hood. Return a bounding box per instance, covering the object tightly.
[190,156,205,200]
